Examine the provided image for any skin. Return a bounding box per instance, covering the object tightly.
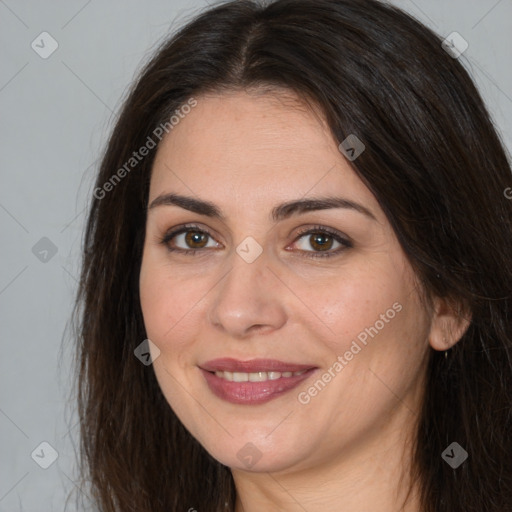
[139,89,469,511]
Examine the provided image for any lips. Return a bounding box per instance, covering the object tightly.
[198,358,318,405]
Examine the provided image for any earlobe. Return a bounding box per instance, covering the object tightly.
[428,296,472,351]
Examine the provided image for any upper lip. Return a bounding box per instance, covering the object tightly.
[200,358,316,373]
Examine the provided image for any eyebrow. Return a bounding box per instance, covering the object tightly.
[148,193,376,222]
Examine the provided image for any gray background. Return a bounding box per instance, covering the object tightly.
[1,0,511,510]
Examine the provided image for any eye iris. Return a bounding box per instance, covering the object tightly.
[310,233,333,251]
[185,231,208,248]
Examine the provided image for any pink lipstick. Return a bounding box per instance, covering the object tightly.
[199,358,317,405]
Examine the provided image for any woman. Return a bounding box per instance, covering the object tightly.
[70,0,512,510]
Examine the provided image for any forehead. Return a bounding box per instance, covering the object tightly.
[149,90,378,215]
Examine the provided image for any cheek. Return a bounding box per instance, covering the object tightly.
[293,253,431,396]
[293,259,410,345]
[292,265,430,445]
[320,265,429,403]
[139,251,222,375]
[139,253,197,348]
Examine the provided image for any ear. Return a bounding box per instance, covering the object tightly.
[428,296,471,351]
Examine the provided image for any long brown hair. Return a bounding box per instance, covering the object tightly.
[67,0,512,510]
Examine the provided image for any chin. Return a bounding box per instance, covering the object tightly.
[201,435,311,474]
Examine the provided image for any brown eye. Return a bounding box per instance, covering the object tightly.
[292,226,352,259]
[184,230,209,249]
[160,225,220,253]
[307,233,335,252]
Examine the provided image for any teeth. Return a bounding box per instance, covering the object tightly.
[213,369,308,382]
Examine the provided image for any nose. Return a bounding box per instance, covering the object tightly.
[207,247,288,339]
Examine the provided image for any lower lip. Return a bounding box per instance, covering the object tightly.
[199,368,317,405]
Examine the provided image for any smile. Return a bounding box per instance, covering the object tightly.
[212,369,308,382]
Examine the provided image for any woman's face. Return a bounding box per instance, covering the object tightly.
[139,89,434,473]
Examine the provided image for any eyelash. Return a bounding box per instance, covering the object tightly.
[159,223,352,259]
